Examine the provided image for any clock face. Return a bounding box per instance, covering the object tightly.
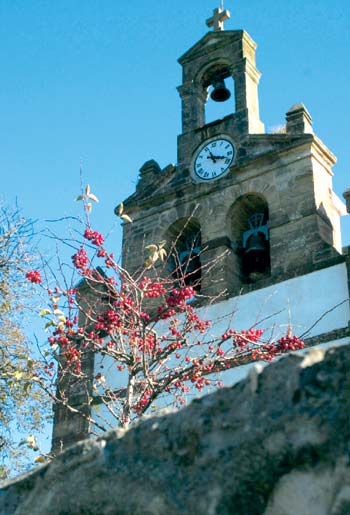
[193,138,235,181]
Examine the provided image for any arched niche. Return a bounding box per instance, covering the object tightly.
[200,62,236,125]
[228,193,270,282]
[165,218,202,290]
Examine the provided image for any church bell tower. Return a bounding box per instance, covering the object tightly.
[121,6,347,302]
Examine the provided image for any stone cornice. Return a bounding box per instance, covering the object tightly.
[122,134,318,218]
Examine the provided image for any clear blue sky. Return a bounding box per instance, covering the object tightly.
[1,0,349,249]
[1,0,349,466]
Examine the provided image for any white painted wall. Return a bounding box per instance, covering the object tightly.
[198,262,349,339]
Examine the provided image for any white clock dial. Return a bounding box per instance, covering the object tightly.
[193,138,235,181]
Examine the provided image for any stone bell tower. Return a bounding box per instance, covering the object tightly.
[121,6,348,311]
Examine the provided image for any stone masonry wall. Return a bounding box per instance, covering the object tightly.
[2,344,350,515]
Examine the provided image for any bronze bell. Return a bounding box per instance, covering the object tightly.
[210,78,231,102]
[243,233,269,274]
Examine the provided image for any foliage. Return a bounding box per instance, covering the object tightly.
[0,204,48,478]
[28,186,304,444]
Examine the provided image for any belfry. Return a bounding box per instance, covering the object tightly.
[121,5,349,317]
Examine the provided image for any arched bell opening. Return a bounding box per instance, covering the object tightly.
[166,218,202,291]
[202,65,236,126]
[229,194,270,283]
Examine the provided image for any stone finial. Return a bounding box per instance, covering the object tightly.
[137,160,161,189]
[286,103,313,135]
[139,160,161,177]
[206,7,230,31]
[343,189,350,214]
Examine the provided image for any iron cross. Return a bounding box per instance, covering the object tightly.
[206,7,231,31]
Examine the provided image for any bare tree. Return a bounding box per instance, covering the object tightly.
[0,204,48,478]
[27,187,304,453]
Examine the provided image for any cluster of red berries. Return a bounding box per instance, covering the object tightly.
[84,228,104,246]
[155,287,195,320]
[276,335,304,352]
[48,333,70,348]
[139,278,166,298]
[140,311,150,322]
[26,270,42,284]
[72,247,89,270]
[44,362,55,377]
[234,328,264,347]
[95,309,120,333]
[157,306,176,320]
[104,254,115,268]
[221,328,264,346]
[133,388,152,414]
[253,335,304,361]
[64,346,81,374]
[187,308,210,332]
[166,286,195,307]
[194,377,211,391]
[138,333,159,354]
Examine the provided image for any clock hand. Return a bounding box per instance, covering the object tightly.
[208,154,226,160]
[207,150,217,163]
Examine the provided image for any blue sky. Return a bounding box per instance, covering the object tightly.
[1,0,350,462]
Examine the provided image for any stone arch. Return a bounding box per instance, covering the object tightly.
[228,193,270,282]
[196,60,236,125]
[165,217,202,290]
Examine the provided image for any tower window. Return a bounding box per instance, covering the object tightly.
[242,212,269,277]
[205,76,235,126]
[229,194,270,282]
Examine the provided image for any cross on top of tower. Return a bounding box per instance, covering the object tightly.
[206,5,230,31]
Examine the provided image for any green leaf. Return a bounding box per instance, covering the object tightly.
[118,202,124,216]
[53,309,64,316]
[39,308,51,317]
[145,244,158,252]
[75,195,84,201]
[23,382,32,394]
[145,258,153,269]
[44,321,55,331]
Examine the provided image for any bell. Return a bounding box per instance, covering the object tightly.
[243,233,269,274]
[210,78,231,102]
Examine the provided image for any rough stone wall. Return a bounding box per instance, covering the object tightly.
[2,344,350,515]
